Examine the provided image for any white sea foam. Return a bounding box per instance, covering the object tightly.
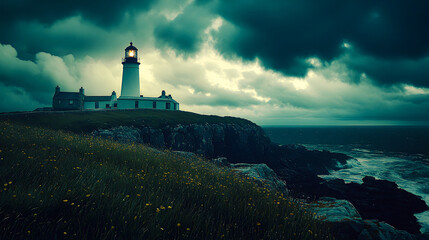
[309,144,429,234]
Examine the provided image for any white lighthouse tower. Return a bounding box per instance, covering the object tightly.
[120,42,140,97]
[116,42,180,110]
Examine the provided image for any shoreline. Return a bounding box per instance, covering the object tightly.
[311,145,429,234]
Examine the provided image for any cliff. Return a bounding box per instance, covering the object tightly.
[91,119,428,236]
[91,122,350,173]
[2,109,427,237]
[92,123,275,165]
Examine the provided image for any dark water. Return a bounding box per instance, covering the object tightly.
[263,126,429,155]
[263,126,429,233]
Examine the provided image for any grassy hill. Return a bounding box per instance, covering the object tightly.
[0,109,255,133]
[0,114,332,239]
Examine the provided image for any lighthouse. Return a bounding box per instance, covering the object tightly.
[120,42,140,97]
[51,42,179,111]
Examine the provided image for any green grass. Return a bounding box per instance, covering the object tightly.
[0,121,331,239]
[0,109,255,133]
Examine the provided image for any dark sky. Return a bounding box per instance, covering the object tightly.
[1,0,429,125]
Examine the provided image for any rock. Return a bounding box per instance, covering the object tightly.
[309,197,417,240]
[362,175,398,189]
[149,128,165,148]
[278,144,352,175]
[168,124,215,156]
[313,177,429,234]
[358,220,418,240]
[278,161,428,235]
[211,157,230,167]
[418,233,429,240]
[92,126,142,143]
[309,197,361,222]
[172,151,198,159]
[230,163,288,194]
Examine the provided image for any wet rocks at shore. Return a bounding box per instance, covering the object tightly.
[309,197,417,240]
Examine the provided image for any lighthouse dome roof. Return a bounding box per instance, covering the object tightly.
[125,42,138,50]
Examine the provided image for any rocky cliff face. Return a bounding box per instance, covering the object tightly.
[92,123,348,171]
[92,123,275,165]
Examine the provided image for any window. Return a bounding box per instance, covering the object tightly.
[174,103,177,110]
[114,103,117,108]
[135,101,139,108]
[153,101,157,109]
[106,104,110,109]
[69,100,74,105]
[166,102,170,110]
[95,102,99,109]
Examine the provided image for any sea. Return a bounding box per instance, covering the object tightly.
[263,126,429,234]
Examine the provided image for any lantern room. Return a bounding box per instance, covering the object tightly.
[123,42,139,63]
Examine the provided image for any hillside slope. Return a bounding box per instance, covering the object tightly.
[0,121,330,239]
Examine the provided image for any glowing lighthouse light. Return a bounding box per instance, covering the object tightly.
[121,42,140,97]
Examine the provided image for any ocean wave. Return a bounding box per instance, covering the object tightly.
[313,144,429,234]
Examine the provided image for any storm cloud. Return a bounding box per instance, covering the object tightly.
[179,0,429,86]
[0,0,428,124]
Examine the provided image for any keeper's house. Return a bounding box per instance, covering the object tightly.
[52,42,179,111]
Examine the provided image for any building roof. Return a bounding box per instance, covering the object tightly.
[118,96,179,104]
[125,42,138,51]
[54,92,80,99]
[84,96,112,102]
